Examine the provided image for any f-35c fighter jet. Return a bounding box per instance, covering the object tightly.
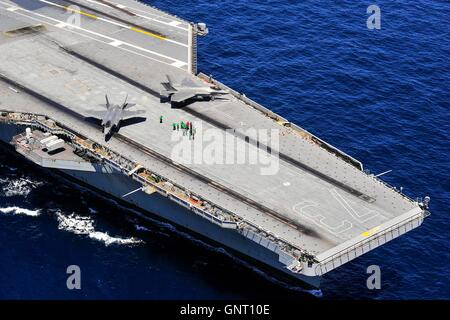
[86,95,146,139]
[161,75,228,105]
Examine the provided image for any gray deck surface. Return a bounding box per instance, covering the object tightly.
[0,0,421,257]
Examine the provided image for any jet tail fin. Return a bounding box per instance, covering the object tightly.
[122,94,129,109]
[105,94,110,109]
[161,83,173,92]
[166,75,177,91]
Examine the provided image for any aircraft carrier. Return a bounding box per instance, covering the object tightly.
[0,0,430,287]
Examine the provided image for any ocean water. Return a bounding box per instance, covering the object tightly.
[0,0,448,299]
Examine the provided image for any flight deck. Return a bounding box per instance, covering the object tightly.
[0,0,428,281]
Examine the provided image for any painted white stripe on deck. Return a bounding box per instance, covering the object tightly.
[109,39,123,47]
[40,0,128,29]
[0,3,188,70]
[55,22,67,28]
[87,0,189,31]
[6,6,18,11]
[171,61,187,68]
[0,2,185,63]
[40,0,188,47]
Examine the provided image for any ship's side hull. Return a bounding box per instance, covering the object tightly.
[0,122,321,288]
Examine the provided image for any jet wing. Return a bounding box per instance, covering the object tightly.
[181,77,202,88]
[123,103,136,109]
[122,109,146,119]
[171,92,197,103]
[85,110,107,119]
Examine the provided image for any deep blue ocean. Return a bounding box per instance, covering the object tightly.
[0,0,448,300]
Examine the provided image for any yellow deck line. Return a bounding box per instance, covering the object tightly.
[65,7,97,20]
[361,226,381,237]
[129,27,166,40]
[66,8,166,40]
[41,0,167,41]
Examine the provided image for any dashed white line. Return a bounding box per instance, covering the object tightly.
[109,39,123,47]
[168,21,182,27]
[55,22,67,28]
[40,0,128,28]
[0,3,188,70]
[85,0,189,31]
[0,2,186,65]
[171,61,187,68]
[39,0,188,47]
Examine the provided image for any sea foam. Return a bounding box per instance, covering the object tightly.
[55,211,143,247]
[0,206,41,217]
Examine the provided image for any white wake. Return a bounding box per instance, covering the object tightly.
[55,211,143,246]
[0,206,41,217]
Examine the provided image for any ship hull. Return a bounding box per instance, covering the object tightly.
[0,122,321,288]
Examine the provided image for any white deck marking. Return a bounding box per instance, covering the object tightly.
[171,61,187,68]
[39,0,188,47]
[40,0,128,28]
[0,4,187,70]
[84,0,189,31]
[136,13,189,31]
[331,189,379,223]
[166,38,188,48]
[0,2,187,66]
[293,201,354,239]
[109,39,123,47]
[6,6,18,11]
[55,21,67,28]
